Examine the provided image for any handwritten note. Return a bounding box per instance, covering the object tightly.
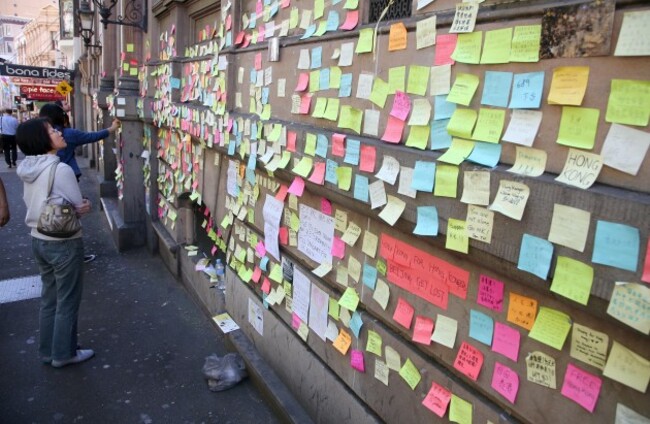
[431,314,457,349]
[447,73,480,106]
[502,109,543,146]
[388,22,407,51]
[547,203,591,253]
[491,362,519,404]
[454,342,483,381]
[607,282,650,335]
[481,27,512,64]
[570,322,609,370]
[509,71,544,109]
[605,79,650,127]
[461,171,490,205]
[510,24,541,62]
[466,205,493,244]
[508,146,546,177]
[529,307,572,351]
[561,363,602,413]
[551,256,593,306]
[446,219,469,254]
[602,123,650,176]
[557,106,600,149]
[592,220,640,272]
[555,148,603,189]
[416,15,437,49]
[489,180,530,221]
[492,322,520,362]
[477,275,504,311]
[548,66,590,105]
[526,351,556,389]
[507,292,537,330]
[393,297,415,329]
[449,394,472,424]
[399,358,421,390]
[615,10,650,56]
[469,309,494,346]
[518,234,553,280]
[422,381,451,418]
[603,340,650,393]
[412,316,434,345]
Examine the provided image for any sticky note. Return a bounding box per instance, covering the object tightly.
[398,166,417,198]
[615,404,650,424]
[481,27,512,64]
[510,24,541,62]
[356,28,374,53]
[350,349,365,372]
[602,123,650,176]
[491,362,519,404]
[453,341,483,381]
[435,34,457,66]
[466,205,493,244]
[446,109,477,139]
[333,328,352,355]
[407,65,430,96]
[445,219,468,254]
[408,98,432,125]
[373,278,390,310]
[481,71,513,107]
[393,297,415,329]
[399,358,421,390]
[603,341,650,393]
[431,314,457,349]
[414,206,439,236]
[517,234,553,280]
[422,381,451,418]
[449,395,472,424]
[433,164,458,198]
[547,204,590,252]
[411,161,436,192]
[502,109,543,146]
[592,220,640,272]
[469,309,494,346]
[337,105,363,134]
[378,196,406,226]
[489,180,530,221]
[362,231,378,258]
[561,363,602,413]
[362,263,377,289]
[429,64,451,96]
[509,71,544,109]
[570,322,608,370]
[369,78,389,108]
[507,146,547,177]
[369,180,387,209]
[507,292,537,331]
[466,141,501,168]
[548,66,590,106]
[643,238,650,284]
[551,256,593,305]
[388,22,407,51]
[555,148,603,189]
[388,66,405,94]
[472,108,505,143]
[526,351,556,389]
[359,145,376,173]
[492,322,520,362]
[447,73,480,106]
[460,171,490,205]
[557,106,600,149]
[349,311,363,338]
[451,31,482,64]
[434,94,457,120]
[605,79,650,127]
[376,155,400,185]
[365,330,383,356]
[477,275,504,311]
[529,307,572,351]
[607,283,650,335]
[412,316,434,345]
[416,15,437,50]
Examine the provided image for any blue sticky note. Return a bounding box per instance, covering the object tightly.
[412,161,436,192]
[225,32,232,48]
[249,13,257,29]
[509,71,544,109]
[354,174,369,202]
[260,256,270,272]
[261,87,270,105]
[246,168,256,184]
[362,263,378,289]
[170,77,181,89]
[469,309,494,346]
[262,292,269,309]
[319,68,330,90]
[518,233,553,280]
[339,74,353,97]
[592,220,640,272]
[430,119,452,150]
[325,159,338,184]
[247,151,257,170]
[413,206,439,236]
[227,139,236,155]
[264,0,271,5]
[301,24,317,40]
[344,139,360,165]
[251,122,258,140]
[434,95,456,120]
[326,11,339,32]
[316,134,329,158]
[250,69,257,84]
[270,3,279,17]
[466,142,501,167]
[232,120,239,135]
[311,46,322,69]
[350,311,363,338]
[481,71,513,107]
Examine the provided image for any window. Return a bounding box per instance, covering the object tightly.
[368,0,411,23]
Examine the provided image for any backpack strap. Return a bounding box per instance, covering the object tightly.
[45,162,58,198]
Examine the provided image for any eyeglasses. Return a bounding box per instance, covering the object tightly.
[48,128,62,135]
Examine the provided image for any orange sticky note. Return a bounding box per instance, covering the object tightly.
[389,22,408,51]
[333,328,352,355]
[453,341,484,381]
[412,316,434,345]
[393,297,415,329]
[507,292,538,331]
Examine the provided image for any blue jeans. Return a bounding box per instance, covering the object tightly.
[32,237,85,361]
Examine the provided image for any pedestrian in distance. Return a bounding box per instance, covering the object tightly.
[1,108,19,168]
[16,118,95,368]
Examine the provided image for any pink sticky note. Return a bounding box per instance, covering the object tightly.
[340,10,359,31]
[491,322,520,362]
[261,277,271,294]
[225,14,232,30]
[288,177,305,197]
[287,131,297,152]
[255,241,267,257]
[295,72,309,92]
[256,0,263,15]
[279,227,289,245]
[275,185,289,201]
[331,236,346,259]
[422,381,451,418]
[393,297,415,329]
[252,266,262,283]
[453,341,484,381]
[235,31,246,45]
[211,246,217,256]
[381,115,405,144]
[299,94,312,114]
[359,145,376,173]
[491,362,519,404]
[412,316,434,345]
[642,238,650,284]
[477,275,505,312]
[291,312,302,329]
[561,363,602,413]
[332,133,346,157]
[321,198,332,215]
[350,349,365,372]
[254,52,262,70]
[390,91,411,121]
[281,0,290,8]
[308,162,326,185]
[435,34,457,66]
[242,34,251,48]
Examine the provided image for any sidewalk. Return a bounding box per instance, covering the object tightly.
[0,158,281,423]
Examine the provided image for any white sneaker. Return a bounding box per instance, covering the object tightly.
[51,349,95,368]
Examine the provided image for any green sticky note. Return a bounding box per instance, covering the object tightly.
[406,65,430,96]
[269,263,283,283]
[305,133,317,156]
[480,27,512,64]
[324,98,340,121]
[338,287,360,311]
[260,104,271,120]
[314,0,324,19]
[557,106,600,149]
[129,67,138,76]
[370,78,389,108]
[510,24,541,63]
[239,267,254,283]
[329,66,342,89]
[126,43,135,52]
[550,256,593,305]
[356,28,374,53]
[344,0,358,9]
[451,31,483,64]
[471,108,505,143]
[434,164,459,198]
[312,97,327,118]
[449,394,473,424]
[446,108,478,139]
[438,138,475,165]
[605,79,650,127]
[376,259,386,276]
[315,21,328,36]
[399,358,421,390]
[338,105,363,134]
[292,156,313,177]
[405,125,430,150]
[289,212,301,232]
[290,8,299,29]
[366,330,383,356]
[528,307,572,351]
[267,124,282,141]
[447,73,480,106]
[309,70,320,92]
[329,297,340,320]
[336,166,352,191]
[388,66,406,94]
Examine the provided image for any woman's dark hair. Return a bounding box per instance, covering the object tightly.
[16,118,53,156]
[38,103,67,127]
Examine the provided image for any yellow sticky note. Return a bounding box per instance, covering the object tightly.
[607,283,650,334]
[446,219,468,253]
[373,278,390,310]
[399,358,421,390]
[388,22,407,51]
[438,137,475,165]
[557,106,600,149]
[605,79,650,127]
[366,330,383,356]
[555,149,603,189]
[388,66,406,94]
[356,28,374,53]
[451,31,482,64]
[488,180,530,221]
[405,125,429,150]
[362,231,378,258]
[446,73,480,106]
[466,205,493,243]
[292,156,313,177]
[570,323,609,370]
[529,307,572,351]
[548,204,591,252]
[378,195,406,226]
[333,329,352,355]
[480,27,512,64]
[472,108,505,143]
[338,287,360,312]
[603,341,650,393]
[369,78,389,108]
[460,171,490,205]
[507,146,547,177]
[434,164,459,198]
[449,394,473,424]
[406,65,430,96]
[446,109,478,139]
[548,66,590,106]
[551,256,593,305]
[338,105,363,134]
[510,25,541,62]
[408,98,432,126]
